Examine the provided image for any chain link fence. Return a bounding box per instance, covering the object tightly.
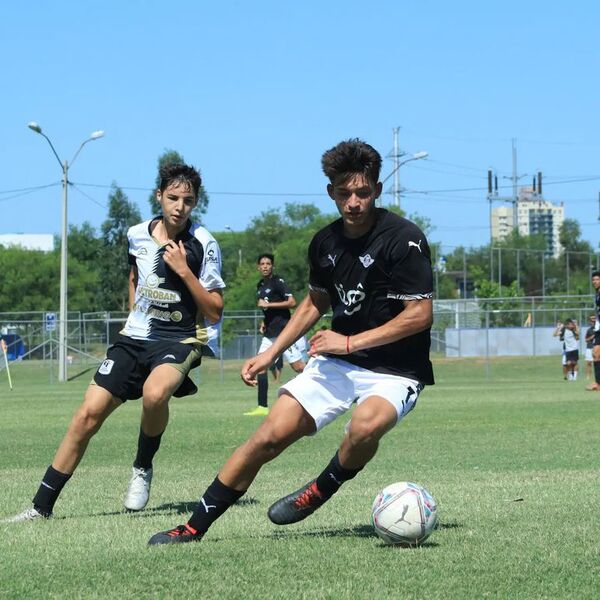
[1,295,595,382]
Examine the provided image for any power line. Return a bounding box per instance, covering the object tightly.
[70,184,107,209]
[0,182,60,196]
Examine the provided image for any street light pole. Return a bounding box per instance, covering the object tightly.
[382,150,429,209]
[59,158,68,382]
[28,122,104,382]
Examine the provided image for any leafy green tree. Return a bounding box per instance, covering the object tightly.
[68,222,103,264]
[148,150,209,223]
[0,246,59,311]
[99,184,141,311]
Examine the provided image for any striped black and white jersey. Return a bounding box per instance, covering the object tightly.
[307,208,434,383]
[121,218,225,356]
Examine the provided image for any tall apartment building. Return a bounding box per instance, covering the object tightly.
[491,188,564,258]
[491,205,514,240]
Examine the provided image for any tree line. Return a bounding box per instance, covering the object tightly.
[1,150,597,316]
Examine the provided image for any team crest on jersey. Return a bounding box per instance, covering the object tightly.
[359,254,374,268]
[98,359,114,375]
[145,274,165,288]
[335,282,366,315]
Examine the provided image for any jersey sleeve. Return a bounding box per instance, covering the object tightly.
[275,277,293,298]
[307,235,329,293]
[387,228,433,300]
[200,239,226,291]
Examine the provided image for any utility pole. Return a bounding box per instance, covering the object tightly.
[392,127,401,208]
[487,138,527,282]
[384,127,428,209]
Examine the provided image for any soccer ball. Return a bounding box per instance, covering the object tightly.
[371,481,438,546]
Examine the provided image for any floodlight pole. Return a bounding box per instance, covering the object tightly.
[27,122,104,382]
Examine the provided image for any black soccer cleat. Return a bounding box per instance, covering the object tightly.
[148,524,203,546]
[268,480,327,525]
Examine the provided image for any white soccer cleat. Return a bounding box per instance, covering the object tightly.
[3,506,50,523]
[124,466,153,511]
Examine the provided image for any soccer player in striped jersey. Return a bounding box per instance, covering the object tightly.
[5,163,225,522]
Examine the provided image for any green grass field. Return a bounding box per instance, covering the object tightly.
[1,357,599,599]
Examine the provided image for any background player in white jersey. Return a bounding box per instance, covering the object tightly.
[149,138,434,545]
[6,163,225,522]
[559,318,579,381]
[244,253,305,416]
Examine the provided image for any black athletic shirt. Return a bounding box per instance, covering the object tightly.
[308,208,434,384]
[594,290,600,344]
[257,274,293,337]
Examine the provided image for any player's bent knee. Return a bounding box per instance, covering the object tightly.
[71,406,105,438]
[142,388,170,410]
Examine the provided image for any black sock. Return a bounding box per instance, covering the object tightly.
[315,452,364,498]
[32,465,72,515]
[133,428,163,470]
[594,361,600,384]
[187,477,246,534]
[257,373,268,408]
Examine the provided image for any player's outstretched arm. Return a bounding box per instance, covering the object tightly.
[330,298,433,355]
[241,289,328,386]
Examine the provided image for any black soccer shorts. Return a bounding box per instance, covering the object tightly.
[93,334,202,401]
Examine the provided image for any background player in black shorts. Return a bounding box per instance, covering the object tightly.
[149,138,434,545]
[6,163,225,522]
[244,253,305,416]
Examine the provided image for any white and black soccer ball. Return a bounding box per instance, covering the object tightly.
[371,481,438,546]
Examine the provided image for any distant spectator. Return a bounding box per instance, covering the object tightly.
[553,321,569,381]
[560,319,579,381]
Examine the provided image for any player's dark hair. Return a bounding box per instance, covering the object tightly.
[257,253,275,264]
[321,139,382,186]
[592,270,600,278]
[159,163,202,198]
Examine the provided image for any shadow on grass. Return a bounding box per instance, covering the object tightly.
[269,524,444,549]
[86,496,260,519]
[270,524,376,540]
[437,520,461,530]
[67,366,97,382]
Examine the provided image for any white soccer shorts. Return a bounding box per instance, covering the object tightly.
[259,336,305,364]
[280,355,422,432]
[585,348,593,362]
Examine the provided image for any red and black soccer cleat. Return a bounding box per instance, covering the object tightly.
[268,480,327,525]
[148,523,202,546]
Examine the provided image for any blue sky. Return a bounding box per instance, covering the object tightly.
[2,0,599,253]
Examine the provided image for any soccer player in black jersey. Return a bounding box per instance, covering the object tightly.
[586,271,600,391]
[149,138,434,545]
[244,253,306,416]
[5,163,225,522]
